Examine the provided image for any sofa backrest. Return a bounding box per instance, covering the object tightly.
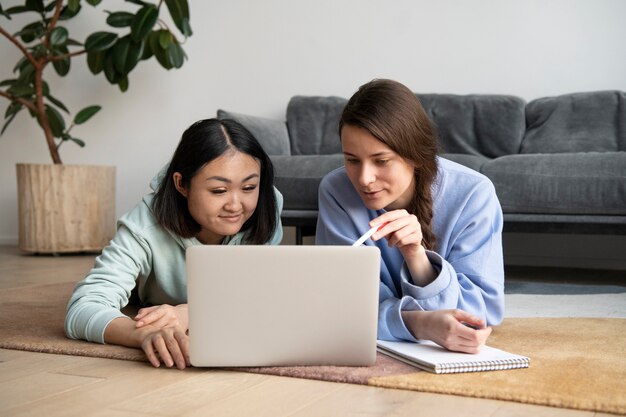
[521,91,626,154]
[286,96,347,155]
[416,94,527,158]
[287,93,527,158]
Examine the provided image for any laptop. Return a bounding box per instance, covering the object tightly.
[187,245,380,367]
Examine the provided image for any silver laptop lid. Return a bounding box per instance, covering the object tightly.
[187,245,380,367]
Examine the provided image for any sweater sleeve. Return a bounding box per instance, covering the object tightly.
[317,169,505,342]
[397,179,505,327]
[316,173,420,341]
[64,224,153,344]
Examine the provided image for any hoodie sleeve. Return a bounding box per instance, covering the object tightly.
[64,223,153,344]
[267,186,284,245]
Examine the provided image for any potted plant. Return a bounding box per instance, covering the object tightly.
[0,0,192,253]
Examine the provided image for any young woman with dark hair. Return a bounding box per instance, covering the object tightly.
[316,79,504,354]
[65,118,283,369]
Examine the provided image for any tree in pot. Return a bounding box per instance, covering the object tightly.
[0,0,192,253]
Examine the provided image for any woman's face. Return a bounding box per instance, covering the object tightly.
[341,124,415,211]
[174,149,261,244]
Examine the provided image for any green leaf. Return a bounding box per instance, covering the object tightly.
[41,80,50,96]
[85,0,103,5]
[117,77,129,92]
[84,31,118,52]
[4,6,30,15]
[17,63,35,85]
[44,1,57,12]
[130,5,158,42]
[1,113,20,135]
[25,0,44,13]
[13,57,29,73]
[66,38,82,47]
[158,30,172,49]
[148,30,162,53]
[102,50,120,84]
[140,38,153,60]
[8,85,35,97]
[53,58,71,76]
[44,105,66,137]
[45,92,69,113]
[0,79,17,88]
[153,45,172,70]
[59,3,81,20]
[113,35,143,75]
[164,0,192,37]
[125,0,149,6]
[74,105,101,124]
[5,102,23,118]
[166,41,185,69]
[49,27,69,46]
[68,0,80,12]
[106,11,134,27]
[87,50,105,74]
[0,4,12,19]
[17,21,45,43]
[148,29,172,68]
[70,137,86,147]
[52,46,71,76]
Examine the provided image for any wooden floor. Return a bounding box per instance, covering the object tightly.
[0,245,613,417]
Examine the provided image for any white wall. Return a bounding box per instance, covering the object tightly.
[1,0,625,266]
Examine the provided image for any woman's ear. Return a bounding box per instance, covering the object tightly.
[172,172,188,198]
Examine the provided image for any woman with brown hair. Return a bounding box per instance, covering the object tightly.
[316,79,504,353]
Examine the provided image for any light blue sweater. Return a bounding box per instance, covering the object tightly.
[316,158,504,342]
[65,169,283,343]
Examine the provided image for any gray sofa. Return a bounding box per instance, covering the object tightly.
[218,90,626,244]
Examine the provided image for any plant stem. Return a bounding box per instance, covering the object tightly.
[0,91,37,113]
[34,65,62,164]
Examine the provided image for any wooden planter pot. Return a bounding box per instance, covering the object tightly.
[16,163,116,254]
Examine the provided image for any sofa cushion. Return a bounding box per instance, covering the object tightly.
[416,94,526,158]
[271,154,344,210]
[521,91,626,154]
[481,152,626,215]
[440,153,491,173]
[217,109,291,155]
[286,96,347,155]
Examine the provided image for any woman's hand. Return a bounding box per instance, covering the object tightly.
[401,309,492,354]
[134,304,189,332]
[136,323,190,369]
[104,304,191,369]
[370,210,436,286]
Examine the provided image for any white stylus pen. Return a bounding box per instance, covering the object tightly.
[352,222,388,246]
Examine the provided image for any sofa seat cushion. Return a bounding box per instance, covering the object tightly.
[482,152,626,215]
[440,153,491,173]
[271,154,344,210]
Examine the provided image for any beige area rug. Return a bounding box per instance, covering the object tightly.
[1,282,625,415]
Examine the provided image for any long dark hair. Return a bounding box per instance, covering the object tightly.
[152,118,278,244]
[339,79,439,250]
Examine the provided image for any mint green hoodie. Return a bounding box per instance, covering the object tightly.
[65,168,283,343]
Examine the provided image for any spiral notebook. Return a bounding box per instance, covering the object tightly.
[377,340,529,374]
